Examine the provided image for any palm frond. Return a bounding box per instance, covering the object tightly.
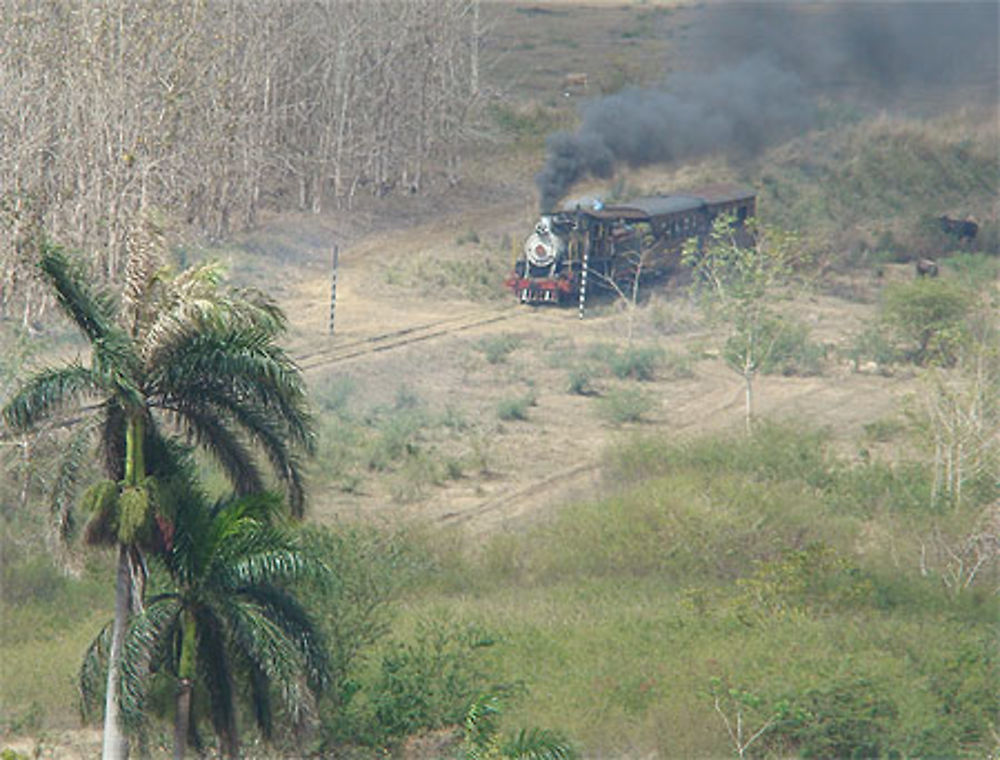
[50,423,99,542]
[501,728,577,760]
[152,327,314,451]
[90,330,143,410]
[238,584,330,693]
[142,263,284,357]
[220,596,306,714]
[119,595,182,731]
[79,621,113,722]
[2,364,102,432]
[167,404,265,498]
[245,660,275,739]
[38,243,117,343]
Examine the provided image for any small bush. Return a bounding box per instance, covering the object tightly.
[567,368,595,395]
[756,319,826,376]
[610,347,663,381]
[477,334,522,365]
[368,622,499,743]
[586,343,663,381]
[497,393,535,421]
[881,278,972,366]
[315,375,356,418]
[846,324,899,370]
[598,388,653,424]
[456,228,480,246]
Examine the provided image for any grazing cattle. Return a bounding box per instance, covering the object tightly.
[916,258,939,277]
[939,216,978,242]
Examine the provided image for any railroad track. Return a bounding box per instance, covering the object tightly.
[295,308,519,372]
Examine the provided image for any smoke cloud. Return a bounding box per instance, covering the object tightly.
[535,2,998,211]
[536,56,813,211]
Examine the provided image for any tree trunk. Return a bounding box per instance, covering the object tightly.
[173,678,193,760]
[744,370,753,435]
[173,610,197,760]
[102,544,131,760]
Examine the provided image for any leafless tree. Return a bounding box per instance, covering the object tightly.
[1,0,486,311]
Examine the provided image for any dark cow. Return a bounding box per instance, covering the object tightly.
[939,216,978,242]
[916,258,939,277]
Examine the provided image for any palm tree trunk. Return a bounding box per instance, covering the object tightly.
[173,678,193,760]
[173,610,197,760]
[102,544,131,760]
[103,414,146,759]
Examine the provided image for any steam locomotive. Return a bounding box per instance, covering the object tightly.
[506,185,756,304]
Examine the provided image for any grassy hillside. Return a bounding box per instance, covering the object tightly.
[755,112,999,259]
[402,424,998,757]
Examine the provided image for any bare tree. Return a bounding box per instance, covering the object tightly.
[1,0,486,307]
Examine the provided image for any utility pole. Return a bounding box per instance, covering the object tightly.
[328,245,339,335]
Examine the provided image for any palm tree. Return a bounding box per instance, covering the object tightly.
[2,230,314,759]
[82,485,330,759]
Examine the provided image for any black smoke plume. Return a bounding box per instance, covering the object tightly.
[536,56,812,211]
[535,2,998,212]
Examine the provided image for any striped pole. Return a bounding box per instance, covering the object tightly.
[578,242,589,320]
[328,244,339,335]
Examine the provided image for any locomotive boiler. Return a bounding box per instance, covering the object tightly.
[507,185,756,304]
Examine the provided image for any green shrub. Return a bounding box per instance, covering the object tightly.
[301,524,425,746]
[477,334,522,364]
[770,678,898,758]
[314,375,357,417]
[846,323,899,369]
[756,318,826,376]
[497,393,535,421]
[456,228,481,246]
[881,278,972,366]
[598,388,653,424]
[567,368,595,396]
[609,347,662,381]
[368,621,499,743]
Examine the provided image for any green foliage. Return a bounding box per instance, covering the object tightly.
[464,694,577,760]
[846,323,899,370]
[609,346,662,381]
[365,621,500,745]
[299,523,422,745]
[731,544,874,624]
[684,218,802,428]
[79,485,331,752]
[597,388,653,424]
[583,343,664,381]
[486,103,568,144]
[740,317,825,376]
[457,229,481,246]
[944,252,1000,291]
[497,393,536,422]
[566,368,594,396]
[477,334,523,365]
[881,278,972,366]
